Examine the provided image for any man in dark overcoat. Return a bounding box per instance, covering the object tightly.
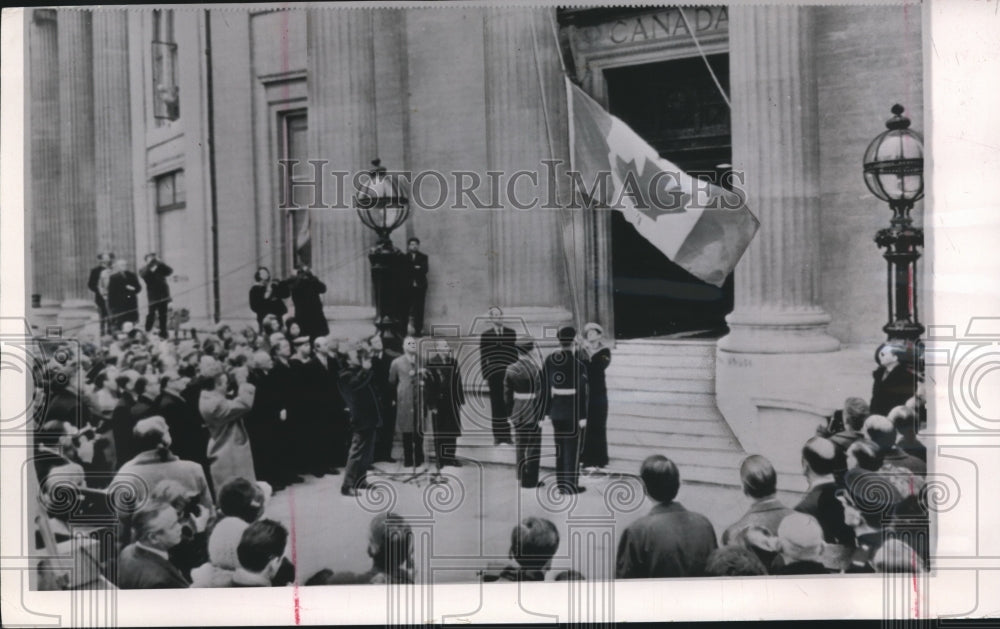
[139,252,174,338]
[402,237,429,336]
[107,258,142,331]
[479,306,517,445]
[424,338,465,468]
[285,266,329,338]
[339,343,383,496]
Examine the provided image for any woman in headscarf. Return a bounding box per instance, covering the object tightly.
[579,322,611,472]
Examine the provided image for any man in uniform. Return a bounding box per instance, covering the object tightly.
[503,336,545,489]
[542,326,588,495]
[479,306,517,445]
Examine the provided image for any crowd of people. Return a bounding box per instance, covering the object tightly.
[30,251,927,589]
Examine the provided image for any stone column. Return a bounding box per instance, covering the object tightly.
[92,10,135,267]
[56,10,99,314]
[306,9,374,317]
[28,9,62,310]
[483,8,569,312]
[719,6,839,353]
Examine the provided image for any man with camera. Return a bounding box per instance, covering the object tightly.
[285,265,328,338]
[338,341,382,496]
[140,252,174,338]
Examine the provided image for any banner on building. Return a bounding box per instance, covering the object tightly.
[567,79,759,287]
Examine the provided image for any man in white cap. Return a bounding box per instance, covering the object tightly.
[771,513,830,575]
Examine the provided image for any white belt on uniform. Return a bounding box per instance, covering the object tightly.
[550,387,577,396]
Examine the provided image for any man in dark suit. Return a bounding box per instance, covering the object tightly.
[312,336,348,472]
[402,237,429,336]
[371,333,401,463]
[795,437,855,547]
[155,372,209,475]
[107,258,142,331]
[721,455,795,545]
[543,326,589,495]
[616,455,718,578]
[117,502,190,589]
[479,306,517,445]
[87,252,114,336]
[339,342,383,496]
[285,266,328,338]
[139,252,173,338]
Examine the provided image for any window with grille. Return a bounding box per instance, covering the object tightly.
[152,9,179,123]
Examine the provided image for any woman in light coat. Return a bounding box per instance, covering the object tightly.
[198,359,257,491]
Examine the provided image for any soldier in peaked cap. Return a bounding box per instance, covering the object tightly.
[542,326,589,495]
[504,336,546,489]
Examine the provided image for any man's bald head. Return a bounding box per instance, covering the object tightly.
[801,436,843,476]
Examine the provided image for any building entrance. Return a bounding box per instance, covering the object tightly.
[605,54,734,340]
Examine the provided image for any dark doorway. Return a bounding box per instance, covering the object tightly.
[605,54,733,340]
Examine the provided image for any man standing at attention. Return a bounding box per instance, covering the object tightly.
[140,252,174,338]
[542,326,588,495]
[88,252,115,335]
[402,237,429,336]
[479,306,517,446]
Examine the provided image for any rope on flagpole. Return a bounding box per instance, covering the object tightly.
[531,13,585,330]
[678,8,731,109]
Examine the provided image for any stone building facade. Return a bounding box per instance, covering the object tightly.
[25,5,923,480]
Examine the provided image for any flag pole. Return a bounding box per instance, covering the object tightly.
[530,13,584,329]
[677,8,731,109]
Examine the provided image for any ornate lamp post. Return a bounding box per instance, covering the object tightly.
[863,104,924,370]
[355,159,411,344]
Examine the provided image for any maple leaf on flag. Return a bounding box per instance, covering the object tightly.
[613,154,691,220]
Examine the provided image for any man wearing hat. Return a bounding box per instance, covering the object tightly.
[503,336,545,489]
[140,252,174,338]
[542,326,589,495]
[771,513,831,575]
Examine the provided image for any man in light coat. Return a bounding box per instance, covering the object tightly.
[389,336,423,468]
[198,358,257,492]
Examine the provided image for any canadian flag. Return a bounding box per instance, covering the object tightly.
[568,79,759,287]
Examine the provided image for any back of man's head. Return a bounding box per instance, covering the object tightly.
[131,502,172,544]
[739,455,777,499]
[847,438,883,472]
[510,517,559,570]
[640,454,680,504]
[801,437,842,477]
[863,415,898,453]
[132,416,169,453]
[237,519,288,574]
[888,405,918,435]
[218,477,266,523]
[843,397,870,431]
[704,545,768,576]
[368,512,412,570]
